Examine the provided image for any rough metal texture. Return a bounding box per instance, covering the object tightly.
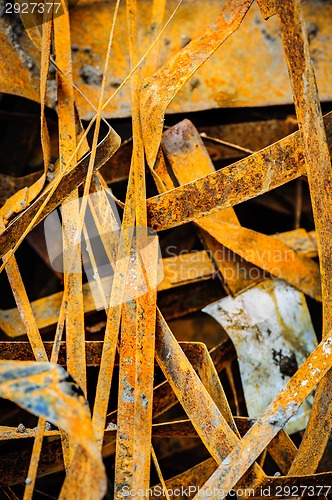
[0,1,332,118]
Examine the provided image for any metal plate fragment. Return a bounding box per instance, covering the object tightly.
[203,279,317,434]
[1,2,332,118]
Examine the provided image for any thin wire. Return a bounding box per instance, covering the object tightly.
[199,132,256,155]
[78,0,121,239]
[0,0,183,274]
[151,446,171,500]
[101,0,183,112]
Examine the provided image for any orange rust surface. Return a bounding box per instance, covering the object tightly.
[2,2,332,119]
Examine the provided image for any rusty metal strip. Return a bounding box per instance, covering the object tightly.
[151,445,171,500]
[0,227,317,339]
[0,172,42,208]
[152,467,332,500]
[150,417,297,495]
[274,229,317,258]
[0,245,49,499]
[161,120,263,294]
[0,126,119,260]
[1,434,331,495]
[0,360,106,498]
[91,13,154,449]
[60,206,87,391]
[155,308,266,491]
[199,218,321,300]
[0,341,105,366]
[140,0,253,168]
[89,176,121,261]
[91,224,134,449]
[198,117,298,162]
[4,255,48,497]
[0,15,50,228]
[257,0,332,477]
[150,453,313,500]
[194,333,332,498]
[91,64,148,452]
[54,9,86,398]
[0,426,58,440]
[24,12,63,487]
[100,117,298,186]
[106,338,236,435]
[3,2,332,118]
[288,372,332,475]
[161,120,320,298]
[115,2,159,494]
[1,415,257,441]
[141,0,166,79]
[182,343,236,430]
[147,111,332,231]
[0,338,235,376]
[4,256,47,362]
[269,0,332,334]
[114,301,137,491]
[266,427,297,475]
[69,0,332,119]
[151,416,298,475]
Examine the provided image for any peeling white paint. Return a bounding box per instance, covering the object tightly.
[203,279,317,434]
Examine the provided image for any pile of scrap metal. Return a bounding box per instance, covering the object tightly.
[0,0,332,498]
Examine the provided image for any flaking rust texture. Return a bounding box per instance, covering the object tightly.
[0,0,332,499]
